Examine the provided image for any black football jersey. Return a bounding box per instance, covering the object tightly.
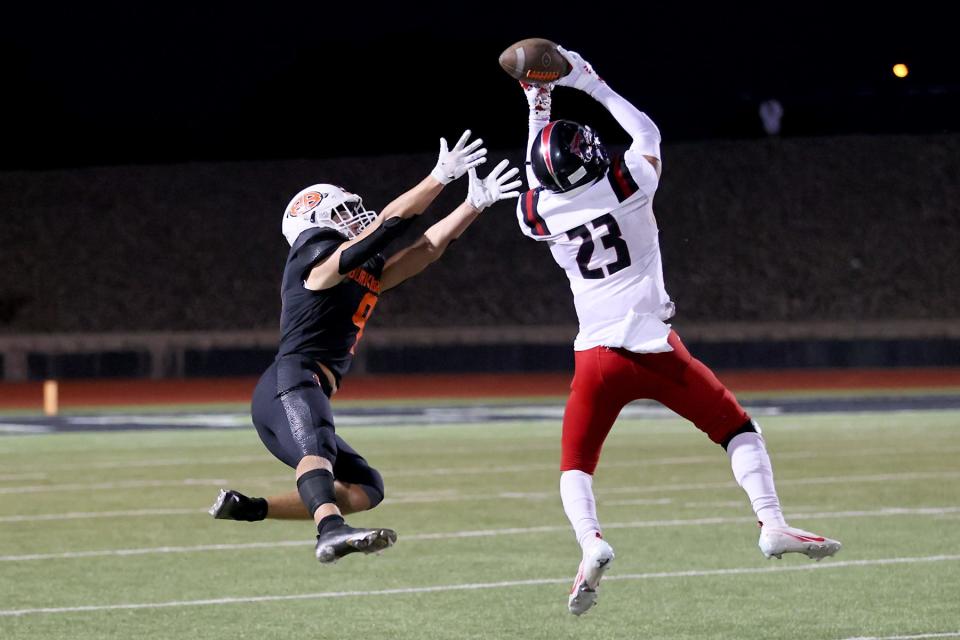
[276,227,384,384]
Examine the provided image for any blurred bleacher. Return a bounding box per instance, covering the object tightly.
[2,134,958,380]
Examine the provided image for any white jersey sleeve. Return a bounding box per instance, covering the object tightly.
[516,152,675,353]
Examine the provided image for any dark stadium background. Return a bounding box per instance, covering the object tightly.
[1,2,958,382]
[2,3,957,168]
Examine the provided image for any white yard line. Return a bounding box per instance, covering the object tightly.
[0,473,46,482]
[0,508,202,523]
[80,456,271,470]
[681,500,753,508]
[0,455,720,482]
[0,463,733,495]
[840,633,960,640]
[385,457,722,478]
[597,470,960,496]
[3,440,958,475]
[1,505,956,562]
[0,424,52,434]
[1,554,957,617]
[777,471,960,487]
[0,478,232,495]
[599,498,674,507]
[417,507,960,537]
[1,467,957,505]
[387,471,960,504]
[61,415,249,427]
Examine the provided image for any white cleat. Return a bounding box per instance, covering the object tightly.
[759,524,842,561]
[568,538,615,616]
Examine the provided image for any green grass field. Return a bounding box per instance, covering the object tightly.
[1,408,959,639]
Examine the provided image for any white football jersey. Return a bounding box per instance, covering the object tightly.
[516,150,675,353]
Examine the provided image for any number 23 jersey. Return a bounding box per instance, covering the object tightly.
[516,149,675,354]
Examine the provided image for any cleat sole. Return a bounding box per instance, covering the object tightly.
[316,528,397,565]
[567,542,614,616]
[568,585,598,616]
[208,489,227,518]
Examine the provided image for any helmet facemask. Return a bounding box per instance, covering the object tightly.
[327,195,378,239]
[570,126,609,171]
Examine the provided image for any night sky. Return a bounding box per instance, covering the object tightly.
[2,2,956,169]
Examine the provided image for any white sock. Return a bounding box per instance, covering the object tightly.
[726,430,787,528]
[560,470,603,549]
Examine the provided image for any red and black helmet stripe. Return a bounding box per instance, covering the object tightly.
[520,188,549,236]
[607,153,640,203]
[539,122,564,190]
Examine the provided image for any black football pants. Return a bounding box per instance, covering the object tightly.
[251,355,384,506]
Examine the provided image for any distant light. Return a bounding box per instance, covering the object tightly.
[892,63,909,78]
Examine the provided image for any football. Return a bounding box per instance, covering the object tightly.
[498,38,572,85]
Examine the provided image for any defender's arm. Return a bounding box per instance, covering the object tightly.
[381,160,521,291]
[305,131,487,290]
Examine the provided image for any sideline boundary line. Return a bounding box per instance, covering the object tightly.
[840,633,960,640]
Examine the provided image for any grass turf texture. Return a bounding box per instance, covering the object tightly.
[1,410,958,639]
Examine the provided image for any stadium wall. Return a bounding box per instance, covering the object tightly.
[1,321,958,381]
[1,134,958,379]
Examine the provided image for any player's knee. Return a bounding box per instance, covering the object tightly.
[560,454,600,475]
[719,418,761,450]
[560,431,604,475]
[360,467,385,509]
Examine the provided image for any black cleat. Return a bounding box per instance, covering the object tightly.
[208,489,266,521]
[315,523,398,564]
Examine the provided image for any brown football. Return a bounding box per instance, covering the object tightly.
[498,38,572,85]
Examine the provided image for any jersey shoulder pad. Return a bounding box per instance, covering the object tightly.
[609,150,659,202]
[289,227,346,277]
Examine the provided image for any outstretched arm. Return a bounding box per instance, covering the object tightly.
[381,160,522,291]
[556,47,662,174]
[378,129,488,220]
[521,82,555,189]
[305,131,487,290]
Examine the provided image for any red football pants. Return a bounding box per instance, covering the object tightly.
[561,331,749,474]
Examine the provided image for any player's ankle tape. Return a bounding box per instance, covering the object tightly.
[317,514,345,536]
[247,497,268,521]
[297,469,337,516]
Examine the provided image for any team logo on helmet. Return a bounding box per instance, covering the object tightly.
[287,191,326,218]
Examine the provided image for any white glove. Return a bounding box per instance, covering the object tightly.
[467,159,522,211]
[555,46,605,97]
[521,81,554,122]
[431,129,488,184]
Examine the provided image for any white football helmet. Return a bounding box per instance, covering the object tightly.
[281,184,378,246]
